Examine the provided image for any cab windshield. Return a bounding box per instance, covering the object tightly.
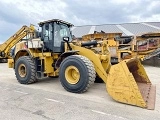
[54,23,72,47]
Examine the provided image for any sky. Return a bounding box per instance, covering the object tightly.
[0,0,160,43]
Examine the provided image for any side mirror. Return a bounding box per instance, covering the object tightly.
[63,37,72,51]
[63,37,69,42]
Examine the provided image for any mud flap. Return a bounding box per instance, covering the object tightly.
[106,58,156,109]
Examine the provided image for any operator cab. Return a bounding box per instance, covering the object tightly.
[39,19,73,52]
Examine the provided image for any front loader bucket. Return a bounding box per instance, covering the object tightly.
[107,58,156,109]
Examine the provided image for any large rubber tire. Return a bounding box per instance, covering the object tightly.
[15,56,37,84]
[59,55,96,93]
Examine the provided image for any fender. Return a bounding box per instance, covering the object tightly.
[13,49,32,68]
[55,50,79,69]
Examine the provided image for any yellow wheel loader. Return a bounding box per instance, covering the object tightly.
[8,19,156,109]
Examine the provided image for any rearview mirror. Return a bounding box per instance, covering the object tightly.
[62,36,72,50]
[63,37,69,42]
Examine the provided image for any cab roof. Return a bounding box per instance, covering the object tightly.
[38,19,74,27]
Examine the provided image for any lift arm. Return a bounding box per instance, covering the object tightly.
[0,25,35,59]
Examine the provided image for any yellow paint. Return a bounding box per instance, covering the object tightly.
[65,66,80,84]
[44,57,54,74]
[8,59,14,68]
[82,33,122,41]
[107,60,148,108]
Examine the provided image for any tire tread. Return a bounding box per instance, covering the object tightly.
[15,56,37,84]
[72,55,96,93]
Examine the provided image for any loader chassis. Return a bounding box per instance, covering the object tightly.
[8,19,156,110]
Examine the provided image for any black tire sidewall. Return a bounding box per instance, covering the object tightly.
[15,57,32,84]
[59,56,89,93]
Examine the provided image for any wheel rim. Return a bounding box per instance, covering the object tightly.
[65,66,80,84]
[18,64,27,78]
